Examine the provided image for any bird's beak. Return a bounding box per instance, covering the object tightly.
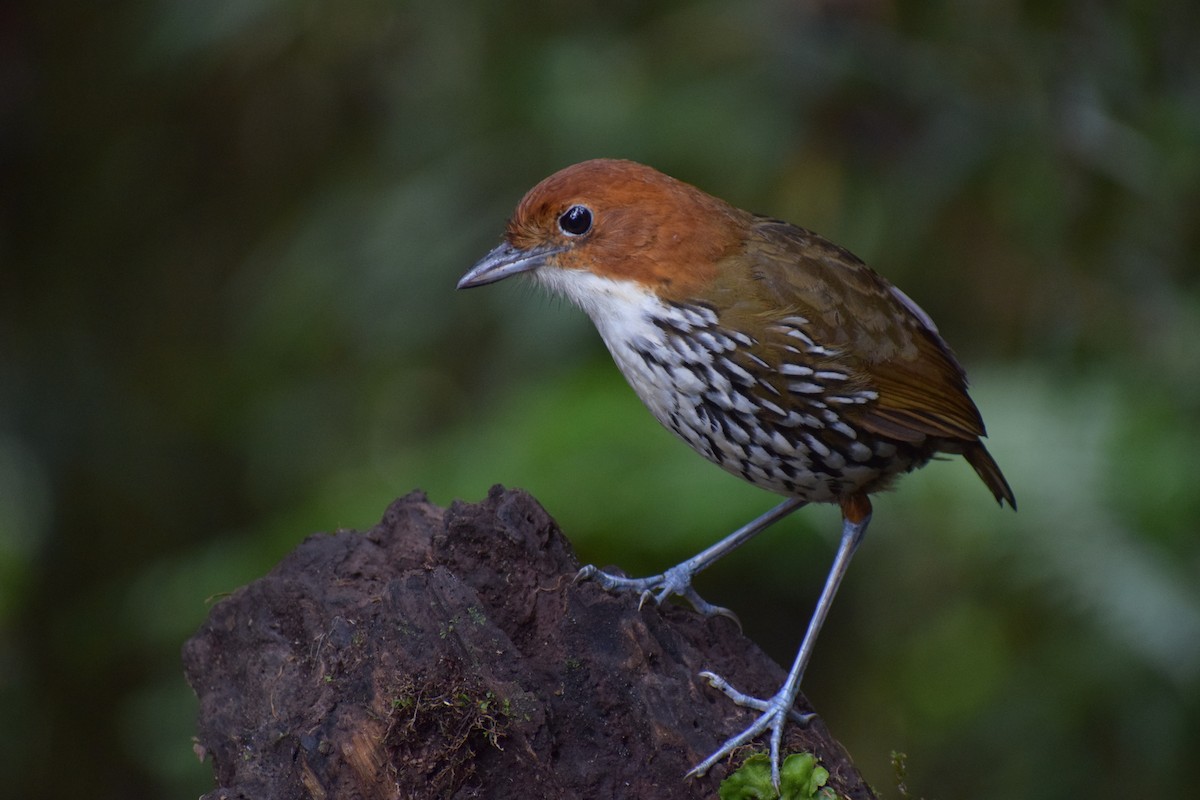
[457,241,565,289]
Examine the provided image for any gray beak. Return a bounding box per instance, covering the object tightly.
[457,241,565,289]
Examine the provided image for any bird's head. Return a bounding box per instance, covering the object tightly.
[458,159,747,304]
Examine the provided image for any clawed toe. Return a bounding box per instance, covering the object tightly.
[681,589,741,626]
[699,671,814,725]
[575,562,734,620]
[574,564,628,584]
[688,671,815,789]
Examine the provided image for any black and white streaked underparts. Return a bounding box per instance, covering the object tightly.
[532,268,921,503]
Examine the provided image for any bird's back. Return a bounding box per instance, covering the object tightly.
[595,215,1014,506]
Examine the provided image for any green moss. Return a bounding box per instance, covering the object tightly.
[718,752,836,800]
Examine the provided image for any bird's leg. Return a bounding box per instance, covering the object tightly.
[687,493,872,792]
[576,496,808,620]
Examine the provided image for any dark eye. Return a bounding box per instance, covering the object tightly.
[558,205,593,236]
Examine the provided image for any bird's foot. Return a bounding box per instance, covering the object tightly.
[686,671,816,790]
[574,563,739,623]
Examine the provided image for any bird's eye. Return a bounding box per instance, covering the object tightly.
[558,205,593,237]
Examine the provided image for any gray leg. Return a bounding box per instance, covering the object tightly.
[687,508,872,790]
[576,497,808,619]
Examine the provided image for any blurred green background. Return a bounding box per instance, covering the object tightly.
[3,1,1199,797]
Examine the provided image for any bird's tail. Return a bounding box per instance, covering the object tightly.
[964,443,1017,510]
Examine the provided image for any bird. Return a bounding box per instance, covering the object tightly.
[457,158,1015,790]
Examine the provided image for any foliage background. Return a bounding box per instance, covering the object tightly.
[3,1,1199,797]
